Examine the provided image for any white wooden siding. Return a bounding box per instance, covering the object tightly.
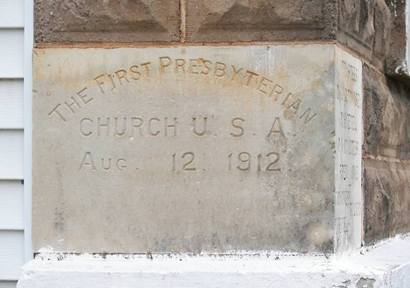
[0,231,24,280]
[0,0,24,28]
[0,0,32,286]
[0,131,23,180]
[0,181,24,230]
[0,30,24,78]
[0,80,24,129]
[0,4,28,286]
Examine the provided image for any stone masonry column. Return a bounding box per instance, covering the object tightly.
[18,1,410,287]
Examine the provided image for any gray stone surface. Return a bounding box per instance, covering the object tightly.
[33,45,361,253]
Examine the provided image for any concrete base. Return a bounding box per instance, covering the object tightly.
[18,235,410,288]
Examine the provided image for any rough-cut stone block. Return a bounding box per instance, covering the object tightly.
[34,0,180,43]
[384,0,409,79]
[33,45,362,254]
[362,63,410,244]
[363,64,410,160]
[337,0,392,70]
[185,0,337,42]
[364,159,410,243]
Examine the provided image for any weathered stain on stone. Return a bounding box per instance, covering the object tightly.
[32,45,359,254]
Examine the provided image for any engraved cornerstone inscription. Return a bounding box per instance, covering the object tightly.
[33,46,338,253]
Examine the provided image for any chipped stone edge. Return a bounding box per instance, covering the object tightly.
[17,234,410,288]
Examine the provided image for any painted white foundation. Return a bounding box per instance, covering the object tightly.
[18,235,410,288]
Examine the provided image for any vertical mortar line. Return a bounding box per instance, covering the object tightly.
[180,0,186,42]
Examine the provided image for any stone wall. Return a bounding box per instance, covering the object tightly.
[339,0,410,243]
[337,0,392,71]
[34,0,337,43]
[363,64,410,243]
[33,0,410,246]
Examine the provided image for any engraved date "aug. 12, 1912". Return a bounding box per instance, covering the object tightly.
[79,151,281,173]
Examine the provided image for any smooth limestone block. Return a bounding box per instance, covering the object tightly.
[33,45,362,254]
